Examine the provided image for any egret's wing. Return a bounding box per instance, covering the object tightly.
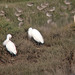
[3,40,8,46]
[32,29,44,43]
[6,41,17,55]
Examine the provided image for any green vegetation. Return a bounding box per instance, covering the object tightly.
[0,0,75,75]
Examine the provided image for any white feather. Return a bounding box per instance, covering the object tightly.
[28,27,33,39]
[28,27,44,44]
[3,34,17,55]
[6,41,17,55]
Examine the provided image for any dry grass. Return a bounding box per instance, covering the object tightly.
[0,0,75,75]
[0,26,75,75]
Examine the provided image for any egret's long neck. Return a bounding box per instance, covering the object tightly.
[3,38,10,46]
[6,36,10,40]
[6,37,10,42]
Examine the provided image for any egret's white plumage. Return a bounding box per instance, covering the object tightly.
[28,27,44,44]
[3,34,17,55]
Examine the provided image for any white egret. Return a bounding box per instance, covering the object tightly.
[28,27,44,44]
[3,34,17,56]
